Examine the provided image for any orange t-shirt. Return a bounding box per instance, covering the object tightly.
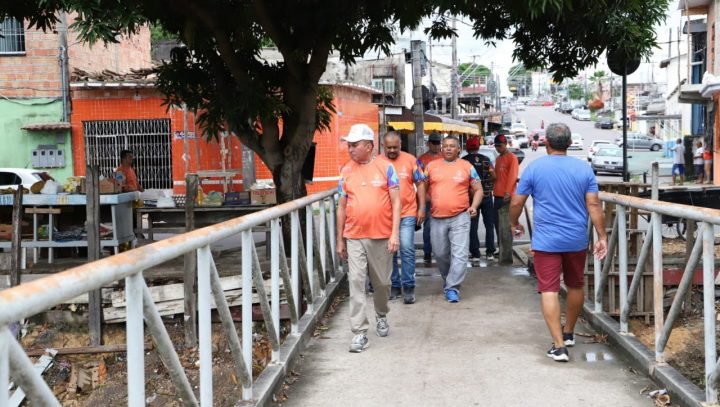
[493,153,519,197]
[386,151,425,217]
[338,157,400,239]
[115,165,140,191]
[425,159,480,218]
[419,151,442,171]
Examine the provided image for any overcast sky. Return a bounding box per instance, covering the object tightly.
[382,1,686,95]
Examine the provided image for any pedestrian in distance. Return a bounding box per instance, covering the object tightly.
[418,131,443,264]
[694,140,705,184]
[462,136,497,263]
[425,136,483,302]
[492,135,519,265]
[336,124,401,353]
[704,143,713,184]
[382,131,427,304]
[509,122,608,362]
[671,138,686,186]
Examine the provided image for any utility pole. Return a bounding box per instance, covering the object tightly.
[428,36,434,111]
[411,40,425,157]
[451,17,458,119]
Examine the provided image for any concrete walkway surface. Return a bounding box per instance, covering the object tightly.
[274,261,656,407]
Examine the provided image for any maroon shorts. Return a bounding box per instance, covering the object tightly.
[533,250,587,293]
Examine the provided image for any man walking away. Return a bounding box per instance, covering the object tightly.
[509,123,608,362]
[425,136,482,302]
[383,132,426,304]
[418,131,443,263]
[493,135,518,265]
[671,138,685,186]
[336,124,401,353]
[462,136,496,263]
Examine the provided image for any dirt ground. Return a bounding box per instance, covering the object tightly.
[14,289,347,406]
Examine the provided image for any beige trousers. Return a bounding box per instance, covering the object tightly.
[346,238,393,334]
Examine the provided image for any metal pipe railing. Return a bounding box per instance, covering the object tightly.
[0,189,340,406]
[593,182,720,404]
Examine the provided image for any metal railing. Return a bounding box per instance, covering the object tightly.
[593,164,720,403]
[0,189,341,406]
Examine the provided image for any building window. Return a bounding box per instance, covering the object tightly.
[0,17,26,55]
[84,119,173,190]
[371,78,395,94]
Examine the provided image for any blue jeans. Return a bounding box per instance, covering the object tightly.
[392,216,417,288]
[423,201,432,258]
[470,196,496,257]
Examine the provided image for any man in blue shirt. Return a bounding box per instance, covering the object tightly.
[509,123,608,362]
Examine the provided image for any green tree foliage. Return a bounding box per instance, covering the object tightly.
[458,62,491,87]
[2,0,669,201]
[567,83,585,101]
[590,70,607,98]
[507,64,532,97]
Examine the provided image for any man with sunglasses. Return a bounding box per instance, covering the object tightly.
[418,131,443,264]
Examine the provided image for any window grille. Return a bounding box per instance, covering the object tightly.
[0,18,25,55]
[83,119,173,190]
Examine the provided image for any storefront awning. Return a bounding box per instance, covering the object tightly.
[679,83,711,104]
[387,108,480,135]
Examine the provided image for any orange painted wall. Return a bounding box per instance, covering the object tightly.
[70,84,378,195]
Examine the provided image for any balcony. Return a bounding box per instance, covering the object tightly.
[678,0,710,15]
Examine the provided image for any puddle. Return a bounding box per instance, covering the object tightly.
[583,352,615,362]
[511,268,530,277]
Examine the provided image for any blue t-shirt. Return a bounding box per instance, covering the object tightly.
[516,156,598,252]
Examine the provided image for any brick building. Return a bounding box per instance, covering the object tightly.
[0,14,150,180]
[69,80,379,194]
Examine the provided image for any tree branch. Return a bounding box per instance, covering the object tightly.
[252,0,303,81]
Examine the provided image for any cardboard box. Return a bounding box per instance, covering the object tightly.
[79,178,119,194]
[250,188,277,205]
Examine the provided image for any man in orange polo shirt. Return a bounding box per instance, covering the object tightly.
[337,124,401,353]
[382,131,426,304]
[493,134,519,265]
[418,131,443,263]
[425,135,483,302]
[115,150,144,192]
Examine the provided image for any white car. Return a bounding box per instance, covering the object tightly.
[0,168,43,190]
[569,133,584,150]
[515,135,529,148]
[509,122,528,137]
[515,104,526,111]
[504,134,517,147]
[576,109,591,121]
[587,140,616,161]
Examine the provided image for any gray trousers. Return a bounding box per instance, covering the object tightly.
[430,211,470,293]
[496,201,514,264]
[347,238,392,334]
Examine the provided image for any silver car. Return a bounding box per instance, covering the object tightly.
[614,133,664,151]
[591,147,624,175]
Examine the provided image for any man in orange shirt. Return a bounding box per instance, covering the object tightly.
[425,136,483,302]
[337,124,401,353]
[382,131,426,304]
[115,150,144,192]
[493,135,519,265]
[418,131,443,263]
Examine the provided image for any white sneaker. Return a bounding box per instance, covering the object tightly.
[349,334,369,353]
[376,316,390,337]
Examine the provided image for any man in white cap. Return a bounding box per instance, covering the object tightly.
[337,123,401,353]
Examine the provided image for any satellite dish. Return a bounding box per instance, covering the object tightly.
[607,47,640,76]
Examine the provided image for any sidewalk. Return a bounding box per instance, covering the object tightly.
[273,262,656,407]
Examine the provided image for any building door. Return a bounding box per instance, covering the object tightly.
[83,119,172,190]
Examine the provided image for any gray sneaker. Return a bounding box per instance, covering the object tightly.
[376,315,390,337]
[349,334,369,353]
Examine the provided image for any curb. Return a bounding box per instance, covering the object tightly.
[244,270,348,406]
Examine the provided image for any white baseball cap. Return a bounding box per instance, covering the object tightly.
[341,124,375,142]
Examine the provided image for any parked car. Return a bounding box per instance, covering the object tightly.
[594,117,614,129]
[569,133,584,150]
[587,140,617,161]
[560,103,574,114]
[614,133,664,151]
[515,103,526,111]
[570,108,581,119]
[504,134,517,147]
[515,134,530,149]
[541,100,554,106]
[484,134,495,146]
[576,109,591,121]
[591,147,626,175]
[509,122,528,137]
[478,146,526,165]
[528,128,546,146]
[0,168,42,190]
